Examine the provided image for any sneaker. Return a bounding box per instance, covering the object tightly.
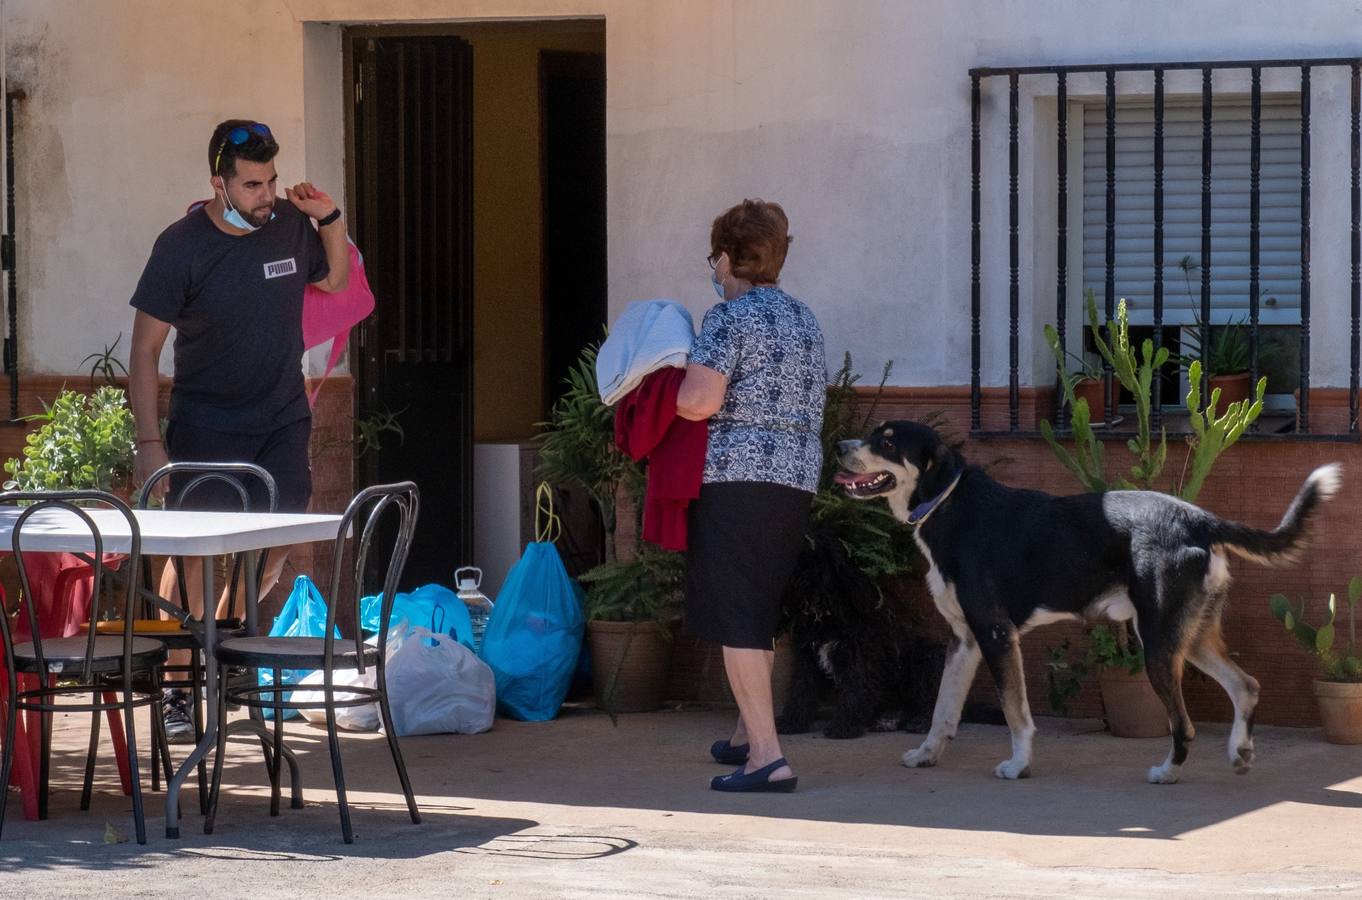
[162,689,196,745]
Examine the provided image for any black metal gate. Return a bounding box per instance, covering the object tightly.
[351,35,474,586]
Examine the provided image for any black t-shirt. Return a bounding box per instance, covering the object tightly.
[130,202,328,433]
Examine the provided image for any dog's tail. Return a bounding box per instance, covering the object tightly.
[1208,463,1342,566]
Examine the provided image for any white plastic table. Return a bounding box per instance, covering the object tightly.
[0,506,342,838]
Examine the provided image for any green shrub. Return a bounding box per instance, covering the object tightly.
[4,387,137,493]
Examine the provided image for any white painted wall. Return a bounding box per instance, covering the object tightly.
[5,0,1361,387]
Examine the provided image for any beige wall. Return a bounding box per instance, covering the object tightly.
[5,0,1362,391]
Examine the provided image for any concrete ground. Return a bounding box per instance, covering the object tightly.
[2,705,1361,898]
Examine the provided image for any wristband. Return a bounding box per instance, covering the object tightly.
[317,208,342,227]
[137,438,163,446]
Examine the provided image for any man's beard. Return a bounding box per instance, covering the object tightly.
[243,201,275,228]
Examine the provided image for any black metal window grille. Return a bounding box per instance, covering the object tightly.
[969,58,1362,442]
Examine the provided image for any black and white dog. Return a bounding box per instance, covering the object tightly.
[836,420,1340,783]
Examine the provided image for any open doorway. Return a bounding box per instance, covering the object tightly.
[345,21,606,589]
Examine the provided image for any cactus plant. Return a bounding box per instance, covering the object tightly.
[1178,360,1266,503]
[1041,290,1167,493]
[1268,576,1362,682]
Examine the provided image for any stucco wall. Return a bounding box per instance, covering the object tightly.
[4,0,1360,390]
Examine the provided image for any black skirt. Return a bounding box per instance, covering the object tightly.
[684,481,813,651]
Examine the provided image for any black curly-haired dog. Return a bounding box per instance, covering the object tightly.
[775,536,940,740]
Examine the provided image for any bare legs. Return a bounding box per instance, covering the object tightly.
[722,646,793,782]
[158,549,291,669]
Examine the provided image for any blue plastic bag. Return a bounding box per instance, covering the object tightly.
[259,575,341,720]
[360,583,474,650]
[478,487,584,721]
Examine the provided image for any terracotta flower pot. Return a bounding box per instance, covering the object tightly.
[588,619,673,713]
[1313,680,1362,744]
[665,634,796,708]
[666,635,734,703]
[1072,378,1106,418]
[1208,373,1252,408]
[1099,668,1170,738]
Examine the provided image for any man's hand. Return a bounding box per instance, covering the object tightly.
[285,182,338,222]
[135,441,170,504]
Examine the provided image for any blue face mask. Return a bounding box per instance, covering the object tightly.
[712,271,726,300]
[220,182,275,232]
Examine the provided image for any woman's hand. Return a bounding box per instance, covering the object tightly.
[677,364,728,420]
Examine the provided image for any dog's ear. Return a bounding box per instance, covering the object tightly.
[926,440,953,472]
[913,438,961,503]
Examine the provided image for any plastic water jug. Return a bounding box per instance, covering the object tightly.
[455,566,495,652]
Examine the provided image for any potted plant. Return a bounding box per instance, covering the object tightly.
[1055,347,1106,418]
[1176,314,1259,408]
[536,339,645,564]
[1046,624,1170,738]
[1268,578,1362,744]
[538,339,677,714]
[4,386,138,497]
[578,544,684,714]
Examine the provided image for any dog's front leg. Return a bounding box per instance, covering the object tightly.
[983,630,1036,779]
[902,631,981,768]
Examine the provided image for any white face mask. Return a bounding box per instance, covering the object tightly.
[218,179,275,232]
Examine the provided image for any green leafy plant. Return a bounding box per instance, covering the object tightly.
[1268,577,1362,683]
[355,406,406,457]
[578,544,685,635]
[80,333,129,389]
[1174,314,1284,381]
[784,353,925,628]
[3,387,137,493]
[1045,624,1147,714]
[536,338,645,562]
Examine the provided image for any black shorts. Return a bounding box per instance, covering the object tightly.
[684,481,812,651]
[164,417,313,513]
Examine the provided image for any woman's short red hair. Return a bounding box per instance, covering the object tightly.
[710,199,792,284]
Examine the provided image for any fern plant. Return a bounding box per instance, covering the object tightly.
[535,338,645,561]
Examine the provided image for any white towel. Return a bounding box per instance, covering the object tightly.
[596,300,696,406]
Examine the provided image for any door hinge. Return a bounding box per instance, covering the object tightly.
[355,64,364,104]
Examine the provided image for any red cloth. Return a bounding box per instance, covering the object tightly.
[613,367,708,551]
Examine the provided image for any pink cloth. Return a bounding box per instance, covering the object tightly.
[186,200,375,407]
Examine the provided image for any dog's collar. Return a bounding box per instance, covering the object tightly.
[907,470,963,527]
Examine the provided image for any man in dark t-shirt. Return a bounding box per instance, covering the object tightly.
[128,119,349,740]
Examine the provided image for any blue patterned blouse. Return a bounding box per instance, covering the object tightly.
[688,285,827,493]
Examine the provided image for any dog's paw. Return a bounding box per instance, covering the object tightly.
[823,721,867,740]
[901,745,940,768]
[993,758,1031,780]
[1231,744,1255,774]
[1146,762,1181,784]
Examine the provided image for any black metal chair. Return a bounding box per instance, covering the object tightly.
[206,482,421,844]
[0,491,170,844]
[120,463,278,805]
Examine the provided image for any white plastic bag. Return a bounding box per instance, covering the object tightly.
[291,631,391,732]
[385,626,496,736]
[293,666,380,731]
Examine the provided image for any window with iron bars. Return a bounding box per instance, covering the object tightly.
[969,59,1362,442]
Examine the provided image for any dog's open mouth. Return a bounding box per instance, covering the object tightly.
[834,470,896,497]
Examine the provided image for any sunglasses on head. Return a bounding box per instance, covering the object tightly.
[214,122,273,175]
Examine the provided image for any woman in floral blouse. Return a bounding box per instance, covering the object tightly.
[677,199,826,793]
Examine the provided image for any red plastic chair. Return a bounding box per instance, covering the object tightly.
[2,552,133,820]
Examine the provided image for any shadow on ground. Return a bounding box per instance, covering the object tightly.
[4,703,1361,869]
